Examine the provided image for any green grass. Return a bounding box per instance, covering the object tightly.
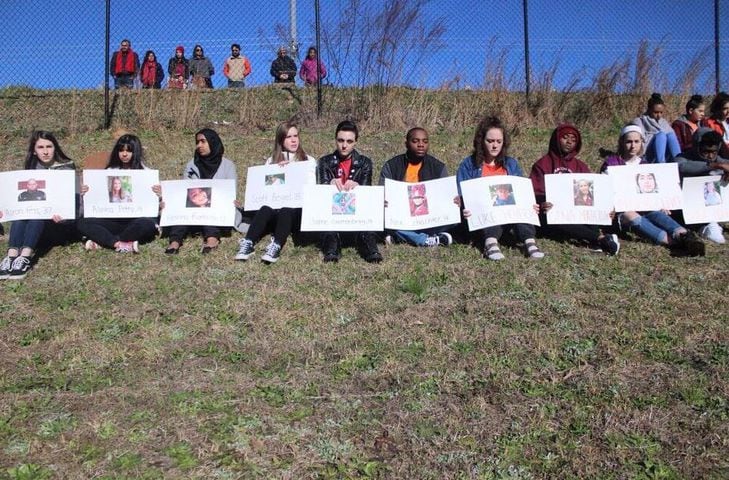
[0,87,728,478]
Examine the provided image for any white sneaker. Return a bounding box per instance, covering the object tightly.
[84,239,99,251]
[701,222,725,244]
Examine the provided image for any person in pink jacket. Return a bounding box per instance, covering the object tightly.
[299,46,327,86]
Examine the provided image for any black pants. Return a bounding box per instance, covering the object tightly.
[77,217,157,248]
[168,225,224,244]
[480,223,536,242]
[246,207,300,247]
[538,214,600,244]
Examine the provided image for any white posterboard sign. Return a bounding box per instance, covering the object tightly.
[608,163,683,212]
[460,175,539,231]
[243,160,316,210]
[0,169,76,221]
[384,177,460,230]
[82,169,160,218]
[681,176,729,224]
[300,184,384,232]
[545,173,613,225]
[159,179,236,227]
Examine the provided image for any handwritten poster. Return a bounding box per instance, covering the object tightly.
[460,175,539,230]
[0,169,75,221]
[384,177,460,230]
[300,184,384,232]
[681,176,729,224]
[545,173,613,225]
[243,160,316,210]
[82,169,160,218]
[607,163,683,212]
[159,179,236,227]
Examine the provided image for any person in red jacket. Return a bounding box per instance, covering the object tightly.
[530,123,619,255]
[701,92,729,158]
[672,95,705,152]
[110,39,140,89]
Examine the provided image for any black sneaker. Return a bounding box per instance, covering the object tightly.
[599,234,620,256]
[261,239,282,264]
[0,255,16,279]
[678,231,705,257]
[359,232,382,263]
[322,234,341,263]
[8,256,32,280]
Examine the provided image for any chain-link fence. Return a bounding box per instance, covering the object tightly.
[2,1,725,95]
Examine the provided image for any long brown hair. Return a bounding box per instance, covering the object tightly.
[272,121,308,162]
[471,116,510,168]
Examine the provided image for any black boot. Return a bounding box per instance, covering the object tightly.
[358,232,382,263]
[321,232,341,262]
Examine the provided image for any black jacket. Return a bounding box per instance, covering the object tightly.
[317,150,373,186]
[378,153,447,185]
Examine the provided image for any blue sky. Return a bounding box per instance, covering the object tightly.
[1,0,726,91]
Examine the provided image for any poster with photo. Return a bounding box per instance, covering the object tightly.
[545,173,613,225]
[243,160,316,210]
[460,176,539,230]
[82,169,160,218]
[607,163,683,212]
[0,169,75,221]
[300,184,384,231]
[159,179,236,227]
[681,176,729,224]
[384,177,460,230]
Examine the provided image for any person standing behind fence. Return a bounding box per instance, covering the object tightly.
[270,46,296,84]
[110,39,140,89]
[139,50,165,89]
[223,43,251,88]
[189,44,214,89]
[632,93,681,163]
[299,46,327,86]
[167,46,189,89]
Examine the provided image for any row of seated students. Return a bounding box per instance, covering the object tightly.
[1,93,728,280]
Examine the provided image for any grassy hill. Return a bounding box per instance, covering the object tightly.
[0,87,727,479]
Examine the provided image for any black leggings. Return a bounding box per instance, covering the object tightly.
[246,207,301,247]
[77,217,157,248]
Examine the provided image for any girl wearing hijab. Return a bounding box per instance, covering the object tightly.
[164,128,236,254]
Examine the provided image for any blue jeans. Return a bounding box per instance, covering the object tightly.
[8,220,47,250]
[393,226,453,246]
[645,131,681,163]
[626,211,683,244]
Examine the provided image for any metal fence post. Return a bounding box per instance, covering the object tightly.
[104,0,111,129]
[523,0,531,106]
[715,0,721,94]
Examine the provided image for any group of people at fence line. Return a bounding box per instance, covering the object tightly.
[110,39,327,90]
[1,92,728,280]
